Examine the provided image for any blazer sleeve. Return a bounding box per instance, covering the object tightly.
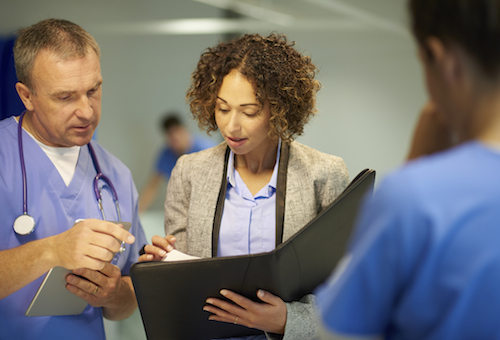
[163,144,226,256]
[322,155,350,209]
[164,154,190,253]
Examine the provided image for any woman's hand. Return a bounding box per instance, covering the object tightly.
[203,289,287,334]
[407,101,454,161]
[138,235,176,262]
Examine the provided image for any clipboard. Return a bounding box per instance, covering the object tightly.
[25,221,132,317]
[25,266,89,317]
[131,169,375,340]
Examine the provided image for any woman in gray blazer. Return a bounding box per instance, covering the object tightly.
[141,33,349,340]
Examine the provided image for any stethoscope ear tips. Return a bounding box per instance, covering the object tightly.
[13,214,36,235]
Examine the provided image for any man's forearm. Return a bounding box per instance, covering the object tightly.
[0,237,57,299]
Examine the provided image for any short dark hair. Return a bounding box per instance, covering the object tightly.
[409,0,500,76]
[161,113,183,132]
[186,33,320,142]
[13,18,100,92]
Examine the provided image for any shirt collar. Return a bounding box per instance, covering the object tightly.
[227,138,281,190]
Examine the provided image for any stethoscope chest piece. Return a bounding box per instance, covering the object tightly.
[14,111,122,239]
[14,214,36,236]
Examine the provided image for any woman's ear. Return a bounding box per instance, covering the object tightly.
[15,82,34,111]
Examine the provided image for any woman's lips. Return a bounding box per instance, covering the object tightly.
[226,136,247,148]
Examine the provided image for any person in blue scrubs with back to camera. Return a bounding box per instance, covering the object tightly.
[315,0,500,339]
[140,33,350,339]
[0,18,147,339]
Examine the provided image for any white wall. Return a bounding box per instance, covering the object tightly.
[292,30,427,180]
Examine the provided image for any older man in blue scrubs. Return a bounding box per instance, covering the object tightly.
[0,19,147,339]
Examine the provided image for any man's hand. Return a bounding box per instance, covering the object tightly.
[50,219,135,271]
[66,262,122,307]
[66,263,137,320]
[407,101,454,161]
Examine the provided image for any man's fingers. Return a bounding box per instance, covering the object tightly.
[83,219,135,245]
[78,219,135,244]
[103,222,135,244]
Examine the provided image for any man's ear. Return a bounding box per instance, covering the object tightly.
[425,37,462,84]
[15,82,34,111]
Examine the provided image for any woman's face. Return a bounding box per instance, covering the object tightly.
[215,69,274,157]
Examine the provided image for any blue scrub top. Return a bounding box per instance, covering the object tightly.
[0,116,148,339]
[156,135,216,179]
[316,141,500,340]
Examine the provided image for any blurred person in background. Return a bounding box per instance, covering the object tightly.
[139,112,215,213]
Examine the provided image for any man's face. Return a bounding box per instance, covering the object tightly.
[419,42,467,141]
[166,126,191,155]
[22,48,103,147]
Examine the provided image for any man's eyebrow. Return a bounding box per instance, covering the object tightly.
[51,81,102,97]
[216,96,259,107]
[51,90,75,97]
[89,81,103,90]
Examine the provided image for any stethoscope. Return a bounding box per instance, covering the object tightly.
[13,111,125,254]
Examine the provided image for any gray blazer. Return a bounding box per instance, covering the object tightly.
[164,141,349,340]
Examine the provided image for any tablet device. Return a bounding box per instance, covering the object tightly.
[25,221,131,317]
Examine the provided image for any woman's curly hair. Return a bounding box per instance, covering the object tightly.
[186,33,321,142]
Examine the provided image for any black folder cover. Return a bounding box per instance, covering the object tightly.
[131,169,375,340]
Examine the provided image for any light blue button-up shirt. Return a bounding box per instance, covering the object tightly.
[215,141,281,340]
[217,141,281,257]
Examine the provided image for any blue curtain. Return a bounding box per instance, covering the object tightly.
[0,36,24,120]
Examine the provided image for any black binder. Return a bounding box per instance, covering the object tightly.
[131,169,375,340]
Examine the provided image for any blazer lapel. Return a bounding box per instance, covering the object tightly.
[211,141,290,257]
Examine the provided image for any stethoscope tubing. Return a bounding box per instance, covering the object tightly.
[15,111,123,238]
[87,142,122,221]
[18,111,29,216]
